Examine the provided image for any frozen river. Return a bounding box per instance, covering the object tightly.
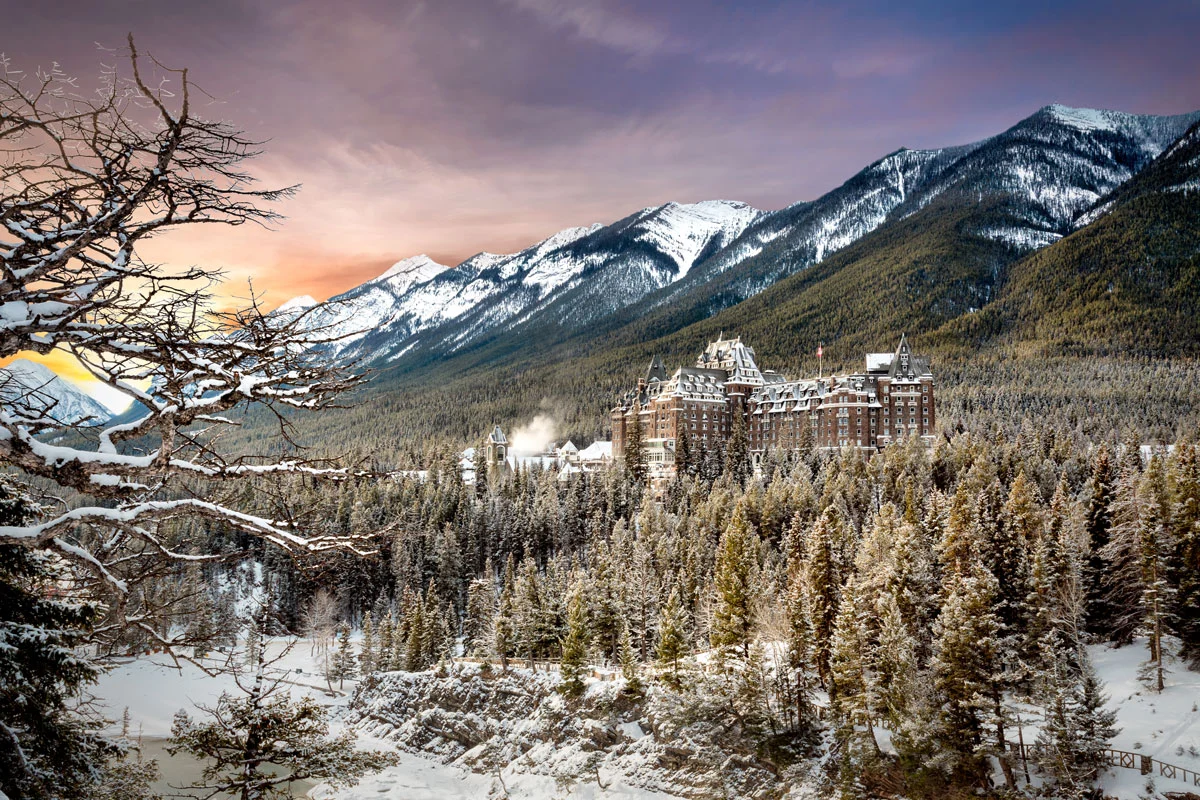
[139,737,315,798]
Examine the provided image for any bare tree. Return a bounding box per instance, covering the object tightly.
[302,588,338,659]
[0,37,368,652]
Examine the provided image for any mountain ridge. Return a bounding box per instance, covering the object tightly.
[290,103,1197,376]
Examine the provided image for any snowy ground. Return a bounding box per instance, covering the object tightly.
[88,636,1200,799]
[310,748,683,800]
[1091,638,1200,798]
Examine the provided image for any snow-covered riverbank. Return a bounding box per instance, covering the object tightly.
[87,636,1200,799]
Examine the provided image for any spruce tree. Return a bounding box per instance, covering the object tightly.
[359,611,376,675]
[724,414,752,487]
[377,614,395,672]
[0,480,105,800]
[559,589,590,697]
[330,623,357,689]
[711,501,759,659]
[829,576,881,754]
[1171,442,1200,666]
[1084,445,1118,636]
[1100,456,1146,644]
[170,640,395,799]
[656,586,689,687]
[675,427,694,478]
[1138,456,1173,691]
[619,620,643,696]
[404,601,426,671]
[465,576,497,657]
[930,566,1002,789]
[624,404,648,487]
[802,507,842,689]
[494,566,516,669]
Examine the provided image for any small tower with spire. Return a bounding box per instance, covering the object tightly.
[486,426,508,472]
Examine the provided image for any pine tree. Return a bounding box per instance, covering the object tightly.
[619,621,643,696]
[359,612,376,675]
[930,566,1002,789]
[656,586,689,687]
[625,403,648,487]
[330,623,357,689]
[711,501,759,659]
[559,589,590,697]
[377,613,395,672]
[1171,442,1200,666]
[169,641,395,799]
[0,479,105,800]
[724,414,751,487]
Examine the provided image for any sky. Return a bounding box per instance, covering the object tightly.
[3,0,1200,395]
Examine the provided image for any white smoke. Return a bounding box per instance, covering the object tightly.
[509,413,558,455]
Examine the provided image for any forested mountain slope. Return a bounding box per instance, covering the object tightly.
[303,105,1197,373]
[231,109,1200,457]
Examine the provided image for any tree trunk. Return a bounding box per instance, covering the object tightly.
[994,689,1017,790]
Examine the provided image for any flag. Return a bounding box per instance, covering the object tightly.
[817,343,823,359]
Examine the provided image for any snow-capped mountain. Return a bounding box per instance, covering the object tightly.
[639,104,1200,317]
[307,104,1199,369]
[294,255,449,355]
[307,200,762,364]
[0,359,111,426]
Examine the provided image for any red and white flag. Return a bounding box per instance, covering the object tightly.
[817,343,823,358]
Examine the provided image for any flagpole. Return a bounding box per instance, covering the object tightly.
[818,342,823,379]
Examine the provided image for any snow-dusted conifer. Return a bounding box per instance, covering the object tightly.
[465,575,497,656]
[930,565,1002,788]
[802,507,842,688]
[559,588,590,697]
[656,586,689,686]
[377,613,395,672]
[711,500,759,659]
[619,620,643,696]
[330,623,356,689]
[1170,442,1200,666]
[359,611,376,675]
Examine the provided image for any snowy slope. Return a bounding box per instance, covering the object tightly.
[0,358,111,426]
[297,255,449,354]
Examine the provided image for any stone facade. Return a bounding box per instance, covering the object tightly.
[612,335,935,478]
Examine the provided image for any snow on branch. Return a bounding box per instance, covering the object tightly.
[0,39,379,658]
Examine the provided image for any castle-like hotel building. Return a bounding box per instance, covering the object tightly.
[612,335,934,477]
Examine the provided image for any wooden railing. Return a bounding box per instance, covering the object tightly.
[1006,742,1200,787]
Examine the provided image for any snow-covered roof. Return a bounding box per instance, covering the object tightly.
[866,353,893,372]
[577,441,613,461]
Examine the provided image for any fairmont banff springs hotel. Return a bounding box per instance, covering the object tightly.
[612,335,935,478]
